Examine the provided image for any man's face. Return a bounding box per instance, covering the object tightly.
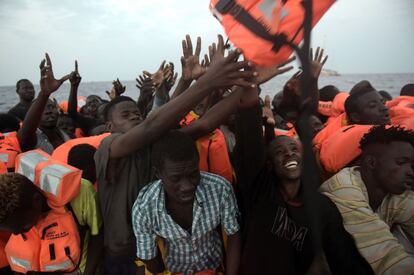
[268,136,302,180]
[107,101,143,133]
[159,158,200,205]
[84,96,102,117]
[17,81,35,102]
[371,141,414,195]
[354,92,390,125]
[40,100,59,129]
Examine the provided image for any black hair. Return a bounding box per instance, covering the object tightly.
[400,84,414,97]
[151,130,199,170]
[360,126,414,152]
[0,113,20,132]
[349,80,375,95]
[378,90,392,101]
[15,79,31,92]
[68,144,97,183]
[319,85,339,101]
[0,173,38,224]
[102,96,135,122]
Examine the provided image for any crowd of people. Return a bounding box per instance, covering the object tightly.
[1,34,414,275]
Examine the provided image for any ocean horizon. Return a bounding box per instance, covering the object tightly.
[1,73,413,113]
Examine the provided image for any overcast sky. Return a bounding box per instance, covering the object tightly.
[0,0,413,86]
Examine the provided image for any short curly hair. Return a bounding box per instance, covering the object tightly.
[360,125,414,151]
[0,173,34,224]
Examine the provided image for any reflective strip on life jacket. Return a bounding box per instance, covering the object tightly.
[10,256,32,271]
[40,164,74,196]
[15,150,82,208]
[16,150,50,182]
[44,260,73,272]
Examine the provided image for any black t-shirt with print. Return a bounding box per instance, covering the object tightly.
[233,103,373,275]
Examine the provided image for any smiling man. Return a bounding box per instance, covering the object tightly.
[132,130,240,275]
[234,88,372,274]
[320,125,414,274]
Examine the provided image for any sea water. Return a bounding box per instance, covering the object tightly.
[0,73,413,112]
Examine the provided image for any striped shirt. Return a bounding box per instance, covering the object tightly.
[320,167,414,275]
[132,172,240,274]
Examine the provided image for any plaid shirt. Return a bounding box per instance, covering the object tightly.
[132,172,240,274]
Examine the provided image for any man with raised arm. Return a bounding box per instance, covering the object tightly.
[94,34,256,274]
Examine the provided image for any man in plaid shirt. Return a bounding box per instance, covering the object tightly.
[132,131,241,275]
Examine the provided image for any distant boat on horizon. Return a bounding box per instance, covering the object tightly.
[320,69,340,76]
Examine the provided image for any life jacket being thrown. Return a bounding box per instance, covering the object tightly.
[0,132,22,172]
[5,150,82,273]
[210,0,336,66]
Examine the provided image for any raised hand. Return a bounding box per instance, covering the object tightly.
[181,35,205,81]
[310,47,328,78]
[263,95,276,126]
[165,62,178,91]
[69,60,82,88]
[106,78,126,100]
[199,35,256,89]
[136,74,155,96]
[143,61,167,89]
[255,56,296,85]
[39,53,70,96]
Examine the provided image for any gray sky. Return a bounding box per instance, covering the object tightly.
[0,0,413,86]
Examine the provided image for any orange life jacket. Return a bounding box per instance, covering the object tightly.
[319,125,373,173]
[0,231,11,268]
[209,0,335,66]
[386,96,414,109]
[59,96,86,113]
[181,112,234,183]
[5,209,80,274]
[0,132,22,171]
[389,103,414,130]
[318,92,348,118]
[15,150,82,208]
[51,133,110,163]
[313,112,348,151]
[5,150,82,273]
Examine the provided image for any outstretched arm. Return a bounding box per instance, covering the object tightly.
[68,60,81,118]
[18,53,69,151]
[109,35,256,158]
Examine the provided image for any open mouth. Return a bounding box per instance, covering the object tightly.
[284,160,298,169]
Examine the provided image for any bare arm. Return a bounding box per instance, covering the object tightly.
[18,53,69,151]
[68,61,81,118]
[225,232,241,275]
[109,36,256,158]
[180,86,244,140]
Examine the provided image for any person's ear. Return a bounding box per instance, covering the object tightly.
[363,155,376,170]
